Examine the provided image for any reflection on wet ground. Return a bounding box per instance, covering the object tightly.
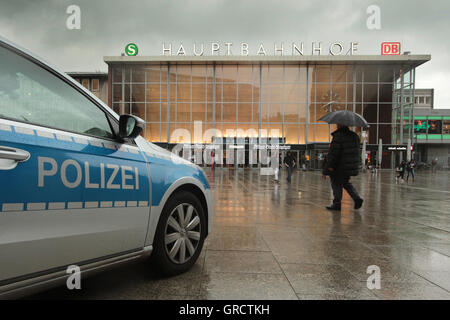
[31,169,450,300]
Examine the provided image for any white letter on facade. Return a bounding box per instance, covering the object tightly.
[241,43,249,56]
[350,42,358,55]
[66,5,81,30]
[38,157,58,187]
[163,43,172,55]
[312,42,322,55]
[292,42,304,55]
[177,44,186,56]
[274,43,283,56]
[225,42,232,55]
[211,42,220,55]
[257,44,266,55]
[330,42,344,56]
[193,43,204,56]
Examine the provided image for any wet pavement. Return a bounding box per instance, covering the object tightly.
[29,169,450,300]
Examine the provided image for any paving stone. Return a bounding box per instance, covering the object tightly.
[28,169,450,299]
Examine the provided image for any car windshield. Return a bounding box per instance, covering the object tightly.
[0,45,114,139]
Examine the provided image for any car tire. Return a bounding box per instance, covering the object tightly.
[151,190,206,276]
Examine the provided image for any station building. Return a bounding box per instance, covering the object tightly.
[101,54,432,169]
[67,72,109,105]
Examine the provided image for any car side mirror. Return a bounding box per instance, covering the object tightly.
[118,114,144,139]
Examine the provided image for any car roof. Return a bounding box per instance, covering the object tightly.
[0,35,119,121]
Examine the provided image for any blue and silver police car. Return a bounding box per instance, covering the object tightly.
[0,37,213,298]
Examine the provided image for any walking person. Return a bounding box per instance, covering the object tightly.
[395,163,403,182]
[271,151,280,183]
[431,158,437,173]
[406,159,415,182]
[283,151,295,183]
[302,162,307,172]
[211,150,215,171]
[399,160,407,181]
[322,125,364,211]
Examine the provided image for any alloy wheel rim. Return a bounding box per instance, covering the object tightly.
[164,203,201,264]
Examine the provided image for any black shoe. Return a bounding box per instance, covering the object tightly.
[354,198,364,209]
[326,204,341,211]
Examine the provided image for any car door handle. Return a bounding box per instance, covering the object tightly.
[0,146,30,162]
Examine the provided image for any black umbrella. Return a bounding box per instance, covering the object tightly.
[318,110,369,128]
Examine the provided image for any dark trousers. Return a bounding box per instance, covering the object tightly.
[287,166,293,182]
[330,175,360,205]
[407,169,414,181]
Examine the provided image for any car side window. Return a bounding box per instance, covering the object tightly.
[0,45,114,139]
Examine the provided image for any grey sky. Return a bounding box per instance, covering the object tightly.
[0,0,449,107]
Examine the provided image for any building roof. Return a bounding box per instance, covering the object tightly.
[66,72,108,77]
[103,54,430,68]
[414,108,450,116]
[413,88,434,94]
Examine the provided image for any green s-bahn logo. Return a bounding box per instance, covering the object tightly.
[125,43,138,56]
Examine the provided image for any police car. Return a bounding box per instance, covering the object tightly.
[0,37,213,298]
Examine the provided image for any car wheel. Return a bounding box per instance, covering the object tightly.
[152,190,206,276]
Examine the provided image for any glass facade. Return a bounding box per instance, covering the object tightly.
[109,62,423,167]
[111,63,411,145]
[392,69,415,145]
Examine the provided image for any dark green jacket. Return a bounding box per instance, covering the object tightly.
[322,127,361,177]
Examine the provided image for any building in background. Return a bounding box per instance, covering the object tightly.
[413,88,434,110]
[103,55,430,169]
[412,94,450,169]
[67,72,108,104]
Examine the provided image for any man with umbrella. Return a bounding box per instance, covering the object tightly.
[320,110,365,211]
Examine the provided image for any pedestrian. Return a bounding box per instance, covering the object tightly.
[431,158,437,173]
[283,151,295,182]
[322,125,364,211]
[370,162,377,175]
[271,151,280,183]
[406,159,415,182]
[395,164,403,182]
[399,160,407,181]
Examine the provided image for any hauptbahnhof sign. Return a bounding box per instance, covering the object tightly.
[124,42,405,56]
[162,42,360,56]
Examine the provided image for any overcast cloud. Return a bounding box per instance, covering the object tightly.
[0,0,449,107]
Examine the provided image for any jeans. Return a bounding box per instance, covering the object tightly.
[287,166,293,182]
[330,175,361,205]
[407,169,414,181]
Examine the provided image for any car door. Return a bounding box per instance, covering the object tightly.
[0,43,151,284]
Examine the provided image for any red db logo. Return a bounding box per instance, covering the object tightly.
[381,42,401,55]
